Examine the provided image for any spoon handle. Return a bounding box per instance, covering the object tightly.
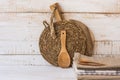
[61,30,66,51]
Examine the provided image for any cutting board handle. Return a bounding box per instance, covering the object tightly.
[50,3,62,21]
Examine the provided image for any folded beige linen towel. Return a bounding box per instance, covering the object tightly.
[74,53,120,70]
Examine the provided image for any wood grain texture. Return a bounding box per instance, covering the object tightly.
[0,41,39,55]
[1,40,120,55]
[0,13,120,41]
[94,40,120,55]
[0,0,120,13]
[0,55,51,66]
[0,0,120,67]
[0,66,76,80]
[0,13,120,55]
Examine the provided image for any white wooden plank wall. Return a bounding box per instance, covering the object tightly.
[0,0,120,66]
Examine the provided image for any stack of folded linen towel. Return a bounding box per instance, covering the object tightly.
[73,53,120,80]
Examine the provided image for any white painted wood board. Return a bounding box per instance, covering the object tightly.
[0,55,51,66]
[1,54,120,66]
[0,66,76,80]
[0,13,120,41]
[0,0,120,13]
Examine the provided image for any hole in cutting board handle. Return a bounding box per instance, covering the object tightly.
[62,31,65,35]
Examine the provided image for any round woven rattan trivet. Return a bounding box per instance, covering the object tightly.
[39,19,94,66]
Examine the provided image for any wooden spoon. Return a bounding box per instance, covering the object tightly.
[58,30,71,68]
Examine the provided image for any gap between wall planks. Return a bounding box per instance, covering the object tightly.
[0,0,120,13]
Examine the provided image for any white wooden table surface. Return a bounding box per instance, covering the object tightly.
[0,66,76,80]
[0,0,120,80]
